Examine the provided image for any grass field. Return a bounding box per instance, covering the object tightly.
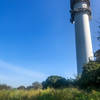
[0,88,100,100]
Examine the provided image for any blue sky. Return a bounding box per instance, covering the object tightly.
[0,0,99,87]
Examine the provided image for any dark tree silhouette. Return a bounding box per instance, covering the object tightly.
[77,62,100,89]
[42,75,74,89]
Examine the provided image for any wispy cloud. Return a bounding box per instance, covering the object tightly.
[0,60,47,87]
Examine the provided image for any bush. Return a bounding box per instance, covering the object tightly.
[32,82,42,90]
[0,88,100,100]
[78,62,100,89]
[17,86,26,90]
[26,82,42,90]
[42,75,74,89]
[0,84,12,90]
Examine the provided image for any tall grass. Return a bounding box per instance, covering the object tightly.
[0,88,100,100]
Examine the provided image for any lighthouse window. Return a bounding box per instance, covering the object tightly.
[82,4,87,8]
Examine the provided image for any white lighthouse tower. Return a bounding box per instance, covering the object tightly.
[70,0,94,74]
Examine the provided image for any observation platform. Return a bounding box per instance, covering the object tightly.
[70,0,91,23]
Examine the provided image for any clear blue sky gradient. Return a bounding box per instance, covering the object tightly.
[0,0,99,87]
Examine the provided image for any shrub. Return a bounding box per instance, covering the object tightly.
[42,75,67,89]
[42,75,75,89]
[32,82,42,90]
[17,86,26,90]
[0,84,12,90]
[78,61,100,89]
[0,88,100,100]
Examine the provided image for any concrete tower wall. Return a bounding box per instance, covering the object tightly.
[74,2,94,74]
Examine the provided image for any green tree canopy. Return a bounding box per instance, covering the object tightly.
[17,86,26,90]
[42,75,69,89]
[0,84,12,90]
[32,82,42,90]
[78,62,100,89]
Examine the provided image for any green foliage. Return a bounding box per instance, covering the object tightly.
[0,84,12,90]
[78,62,100,89]
[97,25,100,41]
[17,86,26,90]
[32,82,42,90]
[1,62,100,100]
[24,82,42,90]
[95,49,100,62]
[42,75,70,89]
[0,88,100,100]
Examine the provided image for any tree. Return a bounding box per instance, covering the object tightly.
[26,82,42,90]
[0,84,12,90]
[94,23,100,62]
[26,86,33,90]
[78,62,100,89]
[94,50,100,62]
[32,82,42,90]
[17,86,26,90]
[42,75,68,89]
[97,25,100,42]
[95,24,100,62]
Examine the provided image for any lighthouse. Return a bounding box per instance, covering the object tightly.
[70,0,94,74]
